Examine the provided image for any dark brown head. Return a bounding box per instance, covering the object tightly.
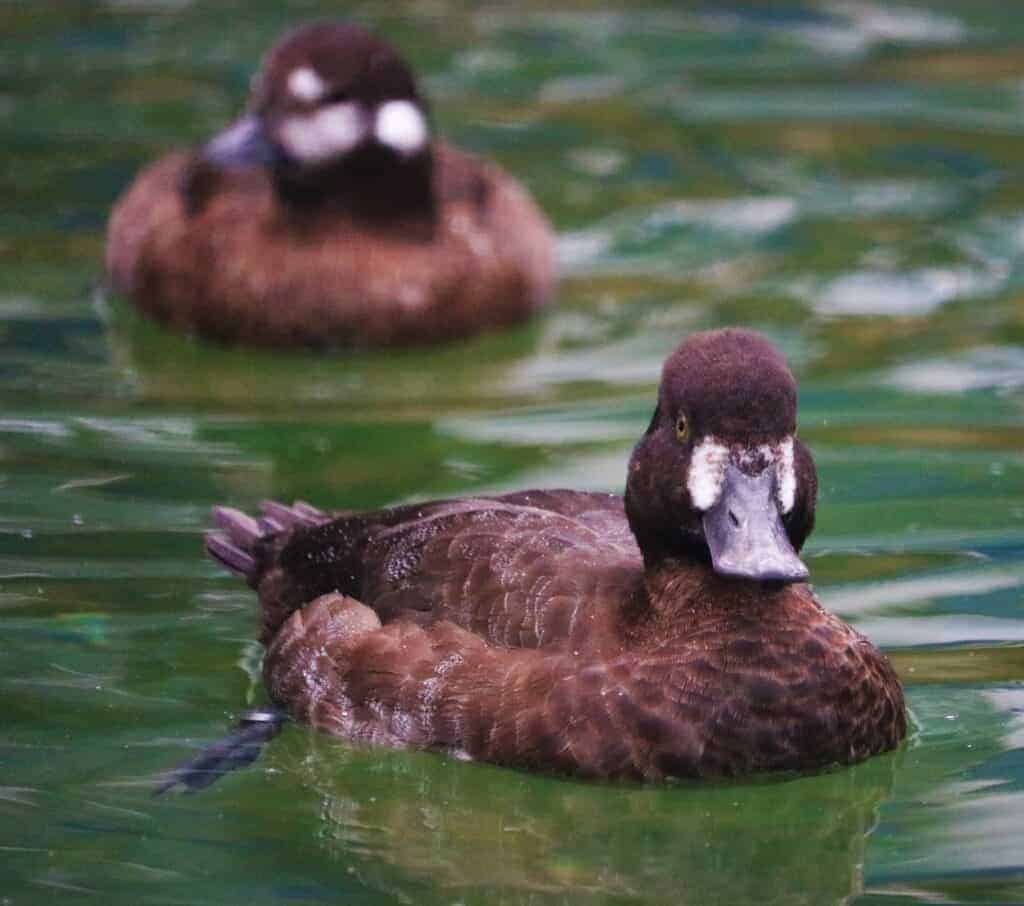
[184,22,433,215]
[625,329,817,582]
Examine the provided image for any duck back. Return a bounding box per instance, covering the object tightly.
[242,491,638,649]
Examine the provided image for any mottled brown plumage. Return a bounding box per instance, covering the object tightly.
[105,22,554,347]
[208,329,906,779]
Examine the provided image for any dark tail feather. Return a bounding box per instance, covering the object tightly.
[205,531,256,579]
[259,516,284,534]
[212,505,262,546]
[205,501,328,584]
[206,505,265,582]
[260,500,324,529]
[293,501,327,522]
[153,710,287,796]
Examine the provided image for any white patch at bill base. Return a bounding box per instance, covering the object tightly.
[288,66,326,104]
[687,437,729,510]
[688,436,797,512]
[278,102,366,164]
[374,100,428,156]
[776,437,796,513]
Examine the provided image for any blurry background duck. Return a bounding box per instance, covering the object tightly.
[105,21,555,348]
[187,329,905,784]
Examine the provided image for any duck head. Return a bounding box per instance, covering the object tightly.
[185,22,433,214]
[625,329,817,582]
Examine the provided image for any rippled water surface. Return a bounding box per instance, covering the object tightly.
[4,1,1024,903]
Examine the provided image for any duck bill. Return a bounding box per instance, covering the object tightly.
[701,463,809,583]
[200,116,277,168]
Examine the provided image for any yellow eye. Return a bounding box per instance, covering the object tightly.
[675,414,690,442]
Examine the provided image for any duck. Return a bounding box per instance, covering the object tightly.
[105,22,555,348]
[203,329,905,780]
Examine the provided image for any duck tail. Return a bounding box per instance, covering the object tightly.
[205,500,327,585]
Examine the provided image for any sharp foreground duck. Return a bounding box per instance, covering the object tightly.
[106,21,555,348]
[204,329,905,780]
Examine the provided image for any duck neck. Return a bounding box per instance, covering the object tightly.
[632,555,788,633]
[273,147,437,228]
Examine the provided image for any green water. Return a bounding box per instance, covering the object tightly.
[4,1,1024,902]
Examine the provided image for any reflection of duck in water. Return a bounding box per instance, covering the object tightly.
[208,329,905,779]
[106,22,554,348]
[283,732,899,905]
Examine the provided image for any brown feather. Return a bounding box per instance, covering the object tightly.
[106,141,553,347]
[253,491,904,780]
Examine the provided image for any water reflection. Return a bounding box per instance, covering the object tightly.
[289,734,900,905]
[100,293,548,413]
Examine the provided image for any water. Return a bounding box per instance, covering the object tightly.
[3,1,1024,902]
